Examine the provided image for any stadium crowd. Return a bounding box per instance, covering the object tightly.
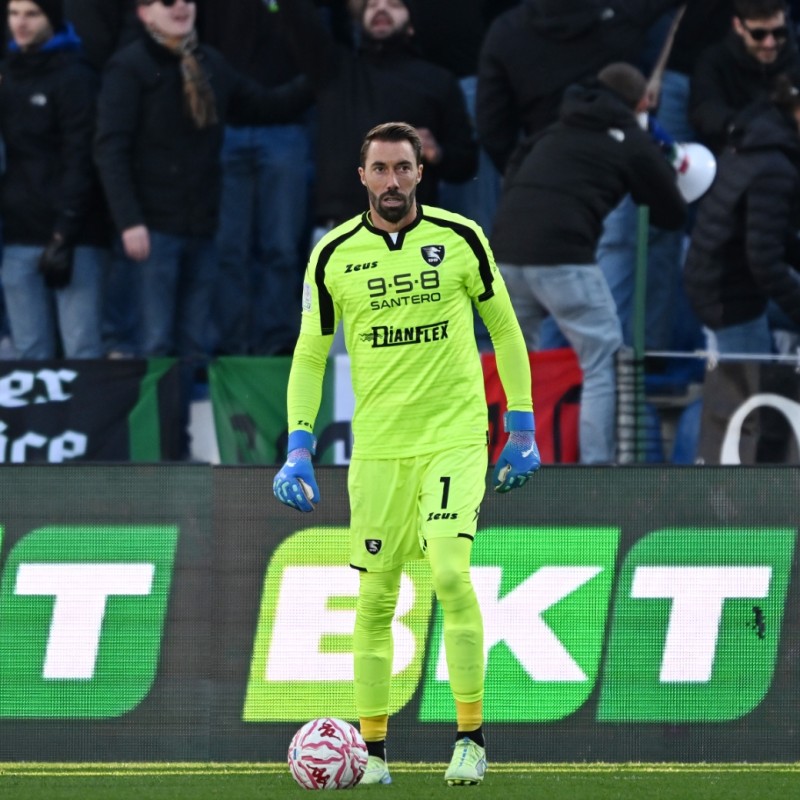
[1,0,800,461]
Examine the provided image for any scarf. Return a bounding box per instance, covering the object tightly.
[147,27,218,129]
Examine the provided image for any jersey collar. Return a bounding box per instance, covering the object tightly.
[362,204,424,250]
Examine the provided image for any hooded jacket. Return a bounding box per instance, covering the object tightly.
[0,25,110,247]
[277,0,478,223]
[491,81,686,266]
[690,29,800,154]
[476,0,686,174]
[684,105,800,330]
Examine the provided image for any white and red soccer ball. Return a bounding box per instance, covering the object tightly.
[287,717,368,790]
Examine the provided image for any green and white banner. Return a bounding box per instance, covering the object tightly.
[0,359,181,461]
[0,466,798,762]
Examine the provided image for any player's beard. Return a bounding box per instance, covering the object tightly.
[369,186,416,224]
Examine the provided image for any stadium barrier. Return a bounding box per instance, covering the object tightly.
[0,464,797,762]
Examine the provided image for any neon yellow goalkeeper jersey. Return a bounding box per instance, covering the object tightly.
[290,205,532,459]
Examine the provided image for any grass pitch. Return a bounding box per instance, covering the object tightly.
[0,763,798,799]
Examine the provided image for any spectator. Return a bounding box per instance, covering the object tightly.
[684,76,800,355]
[0,0,110,359]
[94,0,312,455]
[590,4,735,359]
[492,64,686,463]
[276,0,478,239]
[691,0,800,155]
[198,0,312,356]
[476,0,686,177]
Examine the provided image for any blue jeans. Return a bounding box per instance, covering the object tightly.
[1,244,107,358]
[214,123,311,355]
[103,239,139,356]
[499,263,623,464]
[133,230,216,359]
[706,315,773,356]
[134,230,217,457]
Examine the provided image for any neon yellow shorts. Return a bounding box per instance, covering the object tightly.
[348,443,488,572]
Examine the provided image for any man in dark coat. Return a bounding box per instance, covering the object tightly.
[690,0,800,154]
[684,81,800,353]
[492,63,686,464]
[0,0,110,359]
[276,0,478,234]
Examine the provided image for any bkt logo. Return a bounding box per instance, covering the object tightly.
[0,525,177,717]
[243,526,795,724]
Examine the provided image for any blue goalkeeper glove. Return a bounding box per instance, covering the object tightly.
[493,410,541,493]
[273,430,320,512]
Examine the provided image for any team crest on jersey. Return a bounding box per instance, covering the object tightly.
[421,245,445,266]
[365,539,382,555]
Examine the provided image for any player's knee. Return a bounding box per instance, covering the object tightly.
[431,564,472,607]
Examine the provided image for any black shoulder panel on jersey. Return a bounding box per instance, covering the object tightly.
[314,221,365,334]
[422,213,495,301]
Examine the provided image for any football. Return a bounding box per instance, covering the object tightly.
[287,717,368,790]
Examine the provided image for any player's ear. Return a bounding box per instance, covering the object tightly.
[417,163,423,183]
[358,166,367,187]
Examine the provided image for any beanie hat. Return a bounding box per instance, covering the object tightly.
[31,0,65,32]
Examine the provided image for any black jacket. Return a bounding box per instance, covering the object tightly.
[94,36,312,238]
[0,31,109,247]
[476,0,687,174]
[491,82,686,266]
[684,105,800,330]
[277,0,478,223]
[690,30,800,154]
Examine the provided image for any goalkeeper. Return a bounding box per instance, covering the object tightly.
[273,121,540,787]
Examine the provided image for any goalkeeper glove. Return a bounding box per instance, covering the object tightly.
[493,410,541,493]
[273,430,320,512]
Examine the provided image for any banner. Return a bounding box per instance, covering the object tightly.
[697,361,800,464]
[210,349,583,465]
[482,348,582,464]
[208,356,352,464]
[0,359,182,462]
[0,466,799,762]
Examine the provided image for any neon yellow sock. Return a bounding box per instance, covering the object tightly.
[359,714,389,743]
[455,699,483,732]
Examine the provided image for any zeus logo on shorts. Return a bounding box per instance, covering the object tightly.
[365,539,382,555]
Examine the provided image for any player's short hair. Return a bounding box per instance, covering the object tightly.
[734,0,787,20]
[360,121,422,167]
[596,62,648,110]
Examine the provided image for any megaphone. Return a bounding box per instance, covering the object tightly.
[671,142,717,203]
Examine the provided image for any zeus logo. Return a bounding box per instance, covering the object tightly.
[344,262,378,273]
[427,512,459,521]
[360,322,449,347]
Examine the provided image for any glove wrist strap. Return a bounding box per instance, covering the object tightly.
[504,410,535,432]
[287,429,317,455]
